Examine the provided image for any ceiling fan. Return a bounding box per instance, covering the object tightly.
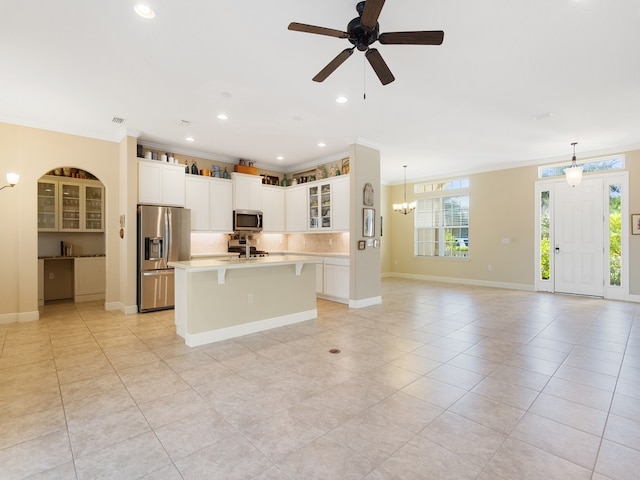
[288,0,444,85]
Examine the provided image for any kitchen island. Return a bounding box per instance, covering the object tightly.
[168,255,322,347]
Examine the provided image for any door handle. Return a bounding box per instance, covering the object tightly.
[554,246,560,254]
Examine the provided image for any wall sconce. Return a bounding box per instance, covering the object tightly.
[0,172,20,191]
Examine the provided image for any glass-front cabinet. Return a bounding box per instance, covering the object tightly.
[84,185,104,231]
[37,176,104,232]
[60,183,81,231]
[37,180,58,231]
[309,182,332,230]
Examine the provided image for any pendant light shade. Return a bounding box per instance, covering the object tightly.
[393,165,416,215]
[564,142,582,187]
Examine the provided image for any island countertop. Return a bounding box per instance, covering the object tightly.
[169,254,322,272]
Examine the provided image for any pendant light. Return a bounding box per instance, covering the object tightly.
[393,165,416,215]
[564,142,582,187]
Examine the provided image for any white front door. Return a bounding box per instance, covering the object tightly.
[554,177,604,296]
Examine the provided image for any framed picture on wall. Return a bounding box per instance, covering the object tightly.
[363,208,375,237]
[632,214,640,235]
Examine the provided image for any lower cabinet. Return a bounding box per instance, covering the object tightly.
[318,257,349,303]
[74,257,106,302]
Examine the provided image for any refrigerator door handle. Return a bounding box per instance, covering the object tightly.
[162,210,170,268]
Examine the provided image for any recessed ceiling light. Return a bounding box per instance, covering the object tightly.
[276,156,284,161]
[185,137,195,142]
[134,4,155,19]
[217,114,228,120]
[336,96,348,104]
[318,142,326,147]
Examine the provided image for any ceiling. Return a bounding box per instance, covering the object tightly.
[2,0,639,184]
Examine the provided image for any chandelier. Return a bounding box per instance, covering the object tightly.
[393,165,416,214]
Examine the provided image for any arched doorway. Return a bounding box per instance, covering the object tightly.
[37,167,106,306]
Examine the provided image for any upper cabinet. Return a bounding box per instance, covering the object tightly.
[262,185,285,233]
[138,160,185,207]
[296,175,349,233]
[285,184,308,232]
[185,176,233,232]
[331,175,349,232]
[38,176,104,232]
[37,179,58,231]
[232,172,262,211]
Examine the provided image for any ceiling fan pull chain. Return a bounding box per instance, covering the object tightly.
[363,53,367,100]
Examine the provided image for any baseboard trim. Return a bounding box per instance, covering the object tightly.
[105,302,138,314]
[0,310,40,324]
[181,309,318,347]
[349,296,382,309]
[386,273,535,292]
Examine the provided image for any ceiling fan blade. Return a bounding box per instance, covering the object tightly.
[379,30,444,45]
[288,22,348,39]
[360,0,386,30]
[365,48,395,85]
[313,48,355,82]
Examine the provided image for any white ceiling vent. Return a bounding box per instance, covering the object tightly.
[111,116,125,124]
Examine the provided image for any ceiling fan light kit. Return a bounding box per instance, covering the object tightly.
[288,0,444,85]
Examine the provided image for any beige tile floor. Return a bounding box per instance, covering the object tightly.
[1,278,640,479]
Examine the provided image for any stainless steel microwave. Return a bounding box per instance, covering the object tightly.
[233,210,263,232]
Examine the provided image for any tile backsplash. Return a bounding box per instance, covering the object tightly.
[190,232,349,256]
[287,233,349,254]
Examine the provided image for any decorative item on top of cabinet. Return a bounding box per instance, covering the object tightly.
[341,158,350,175]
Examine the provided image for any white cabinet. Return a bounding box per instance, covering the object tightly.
[322,257,350,302]
[262,185,285,232]
[74,257,106,302]
[331,175,349,232]
[185,176,210,230]
[286,175,349,233]
[210,178,233,232]
[285,184,308,232]
[185,176,233,232]
[138,160,185,207]
[308,182,332,230]
[232,172,262,211]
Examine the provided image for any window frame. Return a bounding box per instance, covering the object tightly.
[414,180,470,259]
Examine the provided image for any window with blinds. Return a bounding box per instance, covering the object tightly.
[414,180,469,258]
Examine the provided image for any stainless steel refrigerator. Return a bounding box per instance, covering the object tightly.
[137,205,191,312]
